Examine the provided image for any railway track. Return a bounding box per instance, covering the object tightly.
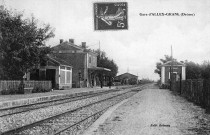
[0,85,149,135]
[1,90,136,135]
[0,89,119,117]
[54,91,137,135]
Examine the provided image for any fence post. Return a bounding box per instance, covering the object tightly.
[190,80,192,100]
[200,79,204,105]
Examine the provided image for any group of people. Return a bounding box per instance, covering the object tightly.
[99,79,112,88]
[99,77,113,89]
[89,75,113,89]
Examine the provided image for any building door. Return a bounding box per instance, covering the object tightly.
[172,73,177,82]
[46,69,56,89]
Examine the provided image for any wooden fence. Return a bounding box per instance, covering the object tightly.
[173,79,210,110]
[0,80,52,92]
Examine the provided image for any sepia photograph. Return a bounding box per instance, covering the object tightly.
[0,0,210,134]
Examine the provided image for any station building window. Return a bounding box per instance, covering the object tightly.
[60,66,72,84]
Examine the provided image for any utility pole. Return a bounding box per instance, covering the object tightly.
[170,45,173,91]
[99,40,101,56]
[137,73,139,84]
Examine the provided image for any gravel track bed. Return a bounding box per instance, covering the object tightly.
[15,91,137,135]
[0,90,129,133]
[0,91,114,117]
[60,92,137,135]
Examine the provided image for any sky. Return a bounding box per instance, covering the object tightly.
[2,0,210,81]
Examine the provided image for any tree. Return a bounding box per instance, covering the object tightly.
[154,55,174,77]
[185,60,210,79]
[184,61,201,79]
[0,8,54,80]
[95,49,118,77]
[201,61,210,79]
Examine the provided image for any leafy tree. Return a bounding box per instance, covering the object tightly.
[184,61,201,79]
[128,78,138,85]
[154,55,175,77]
[0,8,54,80]
[95,49,118,77]
[185,60,210,79]
[201,61,210,79]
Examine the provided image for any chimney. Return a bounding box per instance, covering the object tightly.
[60,39,64,44]
[69,39,74,44]
[81,42,86,49]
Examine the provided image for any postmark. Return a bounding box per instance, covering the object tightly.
[94,2,128,30]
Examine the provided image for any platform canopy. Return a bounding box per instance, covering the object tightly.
[88,66,111,71]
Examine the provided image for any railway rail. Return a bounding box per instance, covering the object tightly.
[0,84,149,135]
[0,89,119,117]
[54,91,137,135]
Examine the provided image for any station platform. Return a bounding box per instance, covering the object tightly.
[0,86,131,109]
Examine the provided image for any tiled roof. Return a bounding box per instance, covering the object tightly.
[48,54,72,67]
[52,41,83,51]
[52,41,98,55]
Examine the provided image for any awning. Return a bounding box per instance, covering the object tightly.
[88,66,111,71]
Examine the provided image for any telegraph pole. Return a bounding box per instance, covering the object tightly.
[99,41,100,49]
[170,45,173,91]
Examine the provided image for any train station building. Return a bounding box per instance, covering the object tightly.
[114,72,138,85]
[51,39,110,88]
[160,61,186,85]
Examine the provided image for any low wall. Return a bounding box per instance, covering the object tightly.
[0,80,52,93]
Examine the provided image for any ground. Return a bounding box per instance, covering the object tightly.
[83,84,210,135]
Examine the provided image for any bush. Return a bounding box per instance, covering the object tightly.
[32,87,40,93]
[128,78,138,85]
[1,88,17,95]
[157,80,161,85]
[1,89,10,95]
[9,88,17,94]
[32,87,51,93]
[159,84,170,89]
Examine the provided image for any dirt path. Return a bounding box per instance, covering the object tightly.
[83,84,210,135]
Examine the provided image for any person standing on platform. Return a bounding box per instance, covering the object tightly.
[108,77,112,89]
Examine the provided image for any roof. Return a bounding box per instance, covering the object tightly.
[115,72,138,80]
[47,55,72,67]
[88,66,111,71]
[52,41,83,51]
[161,61,186,67]
[52,41,98,55]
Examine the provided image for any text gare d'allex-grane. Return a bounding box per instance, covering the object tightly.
[139,13,194,16]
